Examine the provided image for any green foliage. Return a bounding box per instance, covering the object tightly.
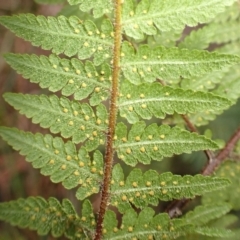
[115,122,219,166]
[183,203,232,226]
[68,0,113,18]
[121,42,239,84]
[4,54,111,105]
[179,21,240,50]
[0,0,240,239]
[118,80,231,123]
[110,164,230,212]
[122,0,236,39]
[202,161,240,210]
[0,14,114,65]
[3,93,108,148]
[103,205,234,240]
[0,127,103,200]
[0,197,95,239]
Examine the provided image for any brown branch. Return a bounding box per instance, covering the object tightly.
[181,114,215,162]
[202,126,240,175]
[94,1,122,239]
[166,125,240,217]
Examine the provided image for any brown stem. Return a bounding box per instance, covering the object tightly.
[202,126,240,175]
[94,1,122,240]
[166,125,240,217]
[181,114,215,162]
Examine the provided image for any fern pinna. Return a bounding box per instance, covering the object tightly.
[0,0,240,239]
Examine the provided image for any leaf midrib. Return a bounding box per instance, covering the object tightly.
[118,97,220,107]
[121,58,232,67]
[116,139,212,149]
[111,180,227,195]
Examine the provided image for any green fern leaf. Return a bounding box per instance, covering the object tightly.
[187,65,240,125]
[194,227,234,238]
[103,207,230,240]
[213,1,240,23]
[183,203,232,226]
[103,207,234,239]
[122,0,236,39]
[3,93,108,149]
[118,81,231,123]
[68,0,113,18]
[219,41,240,55]
[179,21,240,50]
[102,208,192,240]
[0,127,103,200]
[202,161,240,210]
[147,29,182,48]
[0,197,95,239]
[180,69,229,92]
[121,42,240,84]
[110,164,230,212]
[0,14,113,65]
[114,122,219,166]
[4,54,111,105]
[213,65,240,102]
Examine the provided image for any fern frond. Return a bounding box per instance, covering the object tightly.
[4,54,111,105]
[0,197,95,239]
[186,110,223,127]
[121,42,240,84]
[213,65,240,102]
[122,0,236,39]
[193,226,234,238]
[180,69,229,92]
[0,127,103,200]
[114,122,219,166]
[186,66,240,126]
[202,161,240,210]
[118,81,231,123]
[102,208,192,240]
[68,0,113,18]
[103,207,232,240]
[183,203,232,226]
[147,29,182,48]
[218,41,240,55]
[110,164,230,212]
[213,1,240,23]
[179,20,240,50]
[3,93,108,149]
[0,14,114,65]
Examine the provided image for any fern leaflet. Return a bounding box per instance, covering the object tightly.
[122,0,237,39]
[121,42,240,84]
[0,127,103,200]
[68,0,113,18]
[183,203,232,226]
[110,164,230,213]
[0,14,114,65]
[179,20,240,50]
[114,122,219,166]
[0,197,95,239]
[4,53,111,105]
[118,80,231,123]
[3,93,108,149]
